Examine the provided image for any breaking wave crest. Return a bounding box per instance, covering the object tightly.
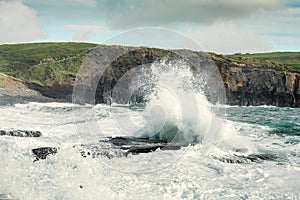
[127,60,220,147]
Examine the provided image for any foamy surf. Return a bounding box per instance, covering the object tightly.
[0,60,299,199]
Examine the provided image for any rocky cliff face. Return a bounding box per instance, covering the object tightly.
[23,45,300,107]
[212,55,300,107]
[219,65,299,107]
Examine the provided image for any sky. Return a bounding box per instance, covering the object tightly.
[0,0,299,54]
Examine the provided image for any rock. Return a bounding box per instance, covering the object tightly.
[26,83,73,102]
[0,73,54,105]
[127,145,181,154]
[75,46,300,107]
[78,136,181,159]
[32,147,58,161]
[215,153,279,164]
[0,130,42,137]
[219,66,299,107]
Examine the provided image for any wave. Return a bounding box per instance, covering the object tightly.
[116,60,258,155]
[124,60,216,146]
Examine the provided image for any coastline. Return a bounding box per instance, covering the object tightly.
[0,44,299,107]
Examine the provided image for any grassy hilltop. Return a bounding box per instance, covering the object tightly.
[0,42,299,89]
[0,42,98,87]
[229,52,300,73]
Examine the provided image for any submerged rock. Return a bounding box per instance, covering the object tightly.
[79,136,181,159]
[0,130,42,137]
[127,145,181,154]
[215,153,279,164]
[32,147,58,161]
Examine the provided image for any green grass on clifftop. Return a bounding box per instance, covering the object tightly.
[228,52,300,73]
[0,42,98,86]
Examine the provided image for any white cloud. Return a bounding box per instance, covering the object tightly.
[233,7,300,52]
[0,1,45,44]
[71,0,96,7]
[22,0,97,8]
[186,21,270,54]
[97,0,284,28]
[63,25,108,41]
[287,7,300,15]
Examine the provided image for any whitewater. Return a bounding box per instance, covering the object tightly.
[0,61,299,199]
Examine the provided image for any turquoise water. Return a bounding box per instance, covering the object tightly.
[225,106,300,137]
[225,106,300,146]
[219,106,300,168]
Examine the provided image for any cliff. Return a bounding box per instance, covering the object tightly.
[212,55,300,107]
[73,46,300,107]
[0,43,299,107]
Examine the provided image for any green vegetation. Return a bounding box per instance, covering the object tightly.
[0,73,4,87]
[228,52,300,73]
[0,42,98,86]
[145,47,175,58]
[0,43,178,87]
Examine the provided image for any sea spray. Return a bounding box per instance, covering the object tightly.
[128,60,216,146]
[125,60,259,156]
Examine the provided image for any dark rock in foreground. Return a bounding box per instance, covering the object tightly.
[79,136,278,165]
[32,147,58,161]
[0,130,42,137]
[30,137,279,165]
[79,136,181,159]
[214,153,280,164]
[127,145,181,154]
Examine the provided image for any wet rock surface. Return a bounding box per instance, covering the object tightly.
[0,130,42,137]
[32,147,58,161]
[215,153,280,164]
[78,137,278,164]
[79,136,181,159]
[30,137,279,165]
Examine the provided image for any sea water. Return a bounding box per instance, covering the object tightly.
[0,61,299,199]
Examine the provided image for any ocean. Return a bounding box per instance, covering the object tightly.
[0,61,299,199]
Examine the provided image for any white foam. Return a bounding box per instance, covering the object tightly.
[131,60,216,146]
[0,102,299,199]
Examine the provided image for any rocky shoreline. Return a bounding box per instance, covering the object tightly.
[0,88,56,106]
[0,73,56,105]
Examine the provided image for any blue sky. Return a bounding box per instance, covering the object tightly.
[0,0,299,54]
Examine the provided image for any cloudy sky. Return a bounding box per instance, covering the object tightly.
[0,0,299,54]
